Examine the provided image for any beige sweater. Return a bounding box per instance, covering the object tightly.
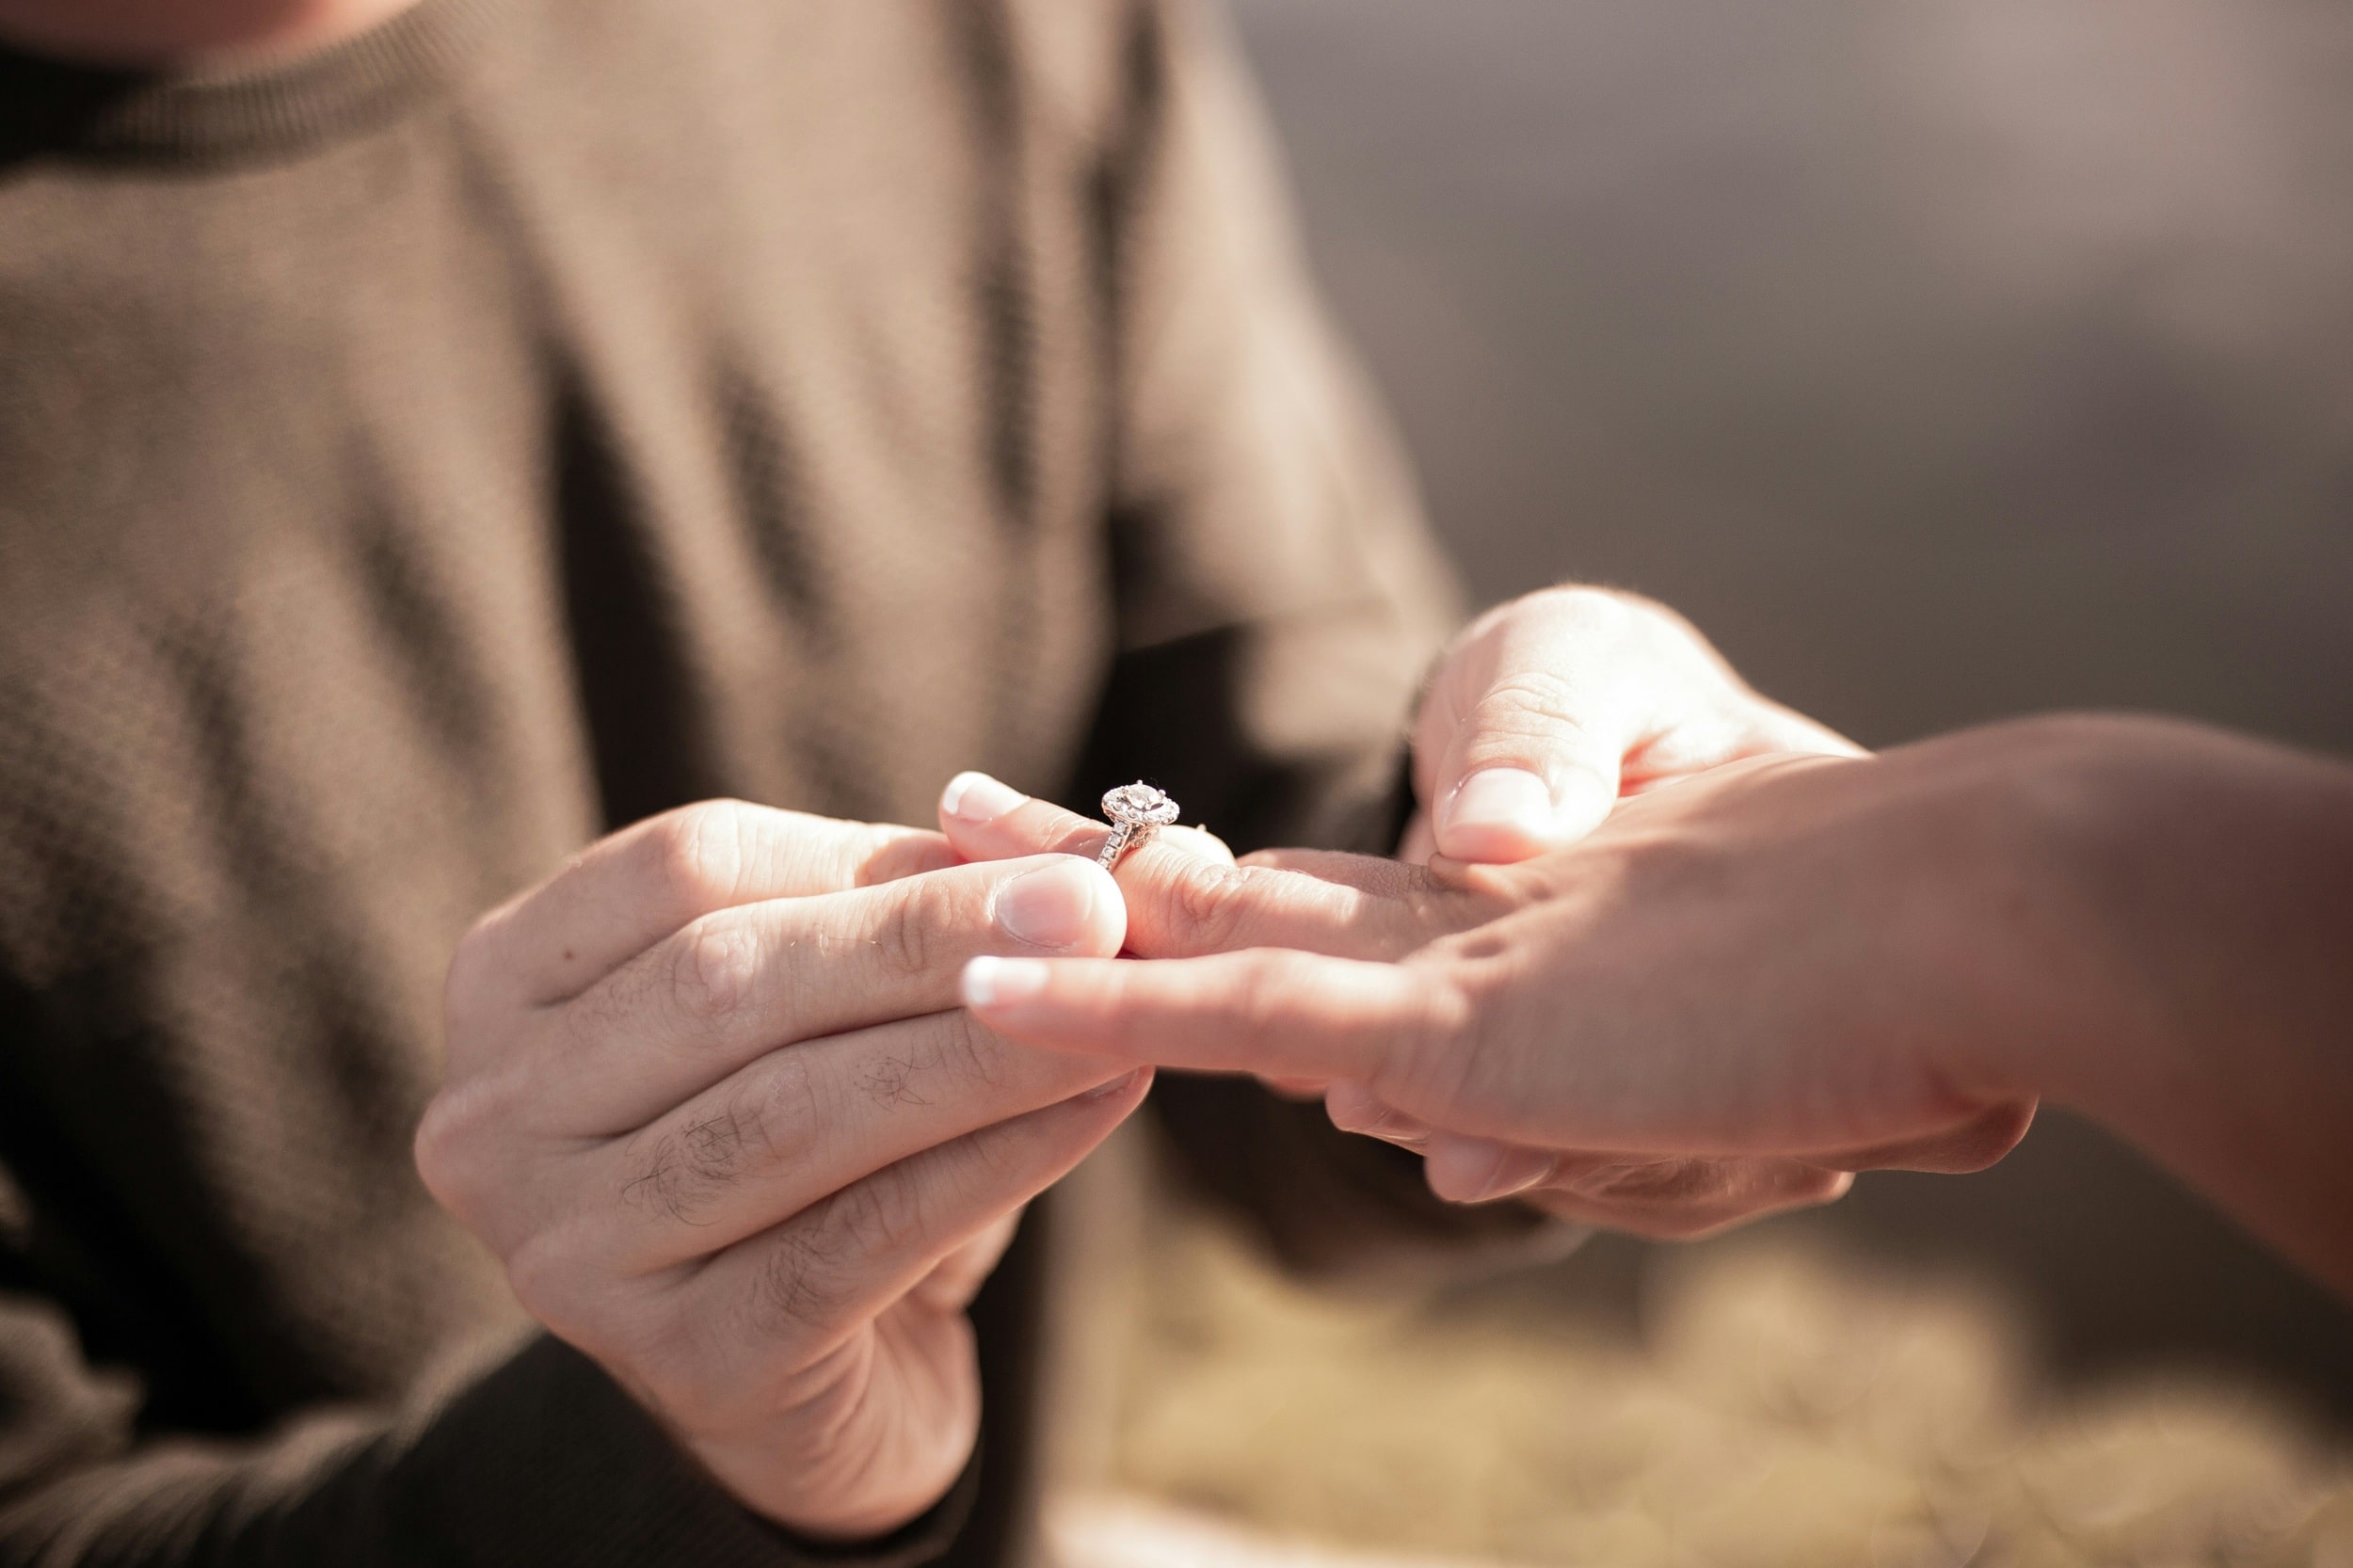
[0,1,1532,1561]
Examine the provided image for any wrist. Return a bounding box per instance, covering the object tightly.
[1886,717,2181,1112]
[695,1417,977,1544]
[729,1444,984,1561]
[1935,714,2348,1131]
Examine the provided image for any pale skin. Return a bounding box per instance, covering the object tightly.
[941,585,1880,1239]
[18,0,1881,1520]
[957,715,2353,1299]
[6,0,1897,1508]
[415,805,1155,1538]
[29,0,2344,1528]
[410,585,1850,1535]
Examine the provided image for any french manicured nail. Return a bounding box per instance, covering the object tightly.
[943,770,1027,824]
[962,954,1050,1010]
[1080,1067,1150,1102]
[991,861,1100,950]
[1437,767,1556,846]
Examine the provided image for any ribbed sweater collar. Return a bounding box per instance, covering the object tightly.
[0,0,498,165]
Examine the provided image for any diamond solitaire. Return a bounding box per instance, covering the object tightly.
[1096,782,1180,870]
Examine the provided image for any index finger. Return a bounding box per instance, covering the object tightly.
[936,773,1461,961]
[464,800,957,1007]
[958,948,1461,1090]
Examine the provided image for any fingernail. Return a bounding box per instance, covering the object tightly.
[991,860,1101,950]
[1326,1084,1431,1145]
[1437,767,1556,851]
[943,771,1027,825]
[1080,1066,1150,1103]
[962,954,1050,1010]
[1468,1144,1558,1203]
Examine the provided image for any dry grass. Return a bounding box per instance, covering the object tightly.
[1107,1219,2353,1568]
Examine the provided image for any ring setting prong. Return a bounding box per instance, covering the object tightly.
[1096,782,1180,870]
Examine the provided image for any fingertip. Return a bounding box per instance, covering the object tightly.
[1433,767,1556,863]
[960,953,1049,1012]
[1432,765,1614,862]
[1324,1080,1429,1145]
[941,770,1027,828]
[1431,815,1547,864]
[1547,768,1618,841]
[1424,1134,1557,1204]
[1077,1065,1155,1107]
[1323,1079,1385,1131]
[989,856,1128,954]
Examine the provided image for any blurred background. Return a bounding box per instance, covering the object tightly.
[1083,0,2353,1561]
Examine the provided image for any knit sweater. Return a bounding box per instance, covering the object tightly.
[0,1,1513,1561]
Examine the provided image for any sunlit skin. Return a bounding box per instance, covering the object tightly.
[1406,587,1861,864]
[944,584,1877,1237]
[416,808,1152,1538]
[412,583,1856,1533]
[952,717,2353,1298]
[0,0,1930,1508]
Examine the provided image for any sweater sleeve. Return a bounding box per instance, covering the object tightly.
[1068,0,1463,858]
[0,1288,970,1568]
[1071,0,1576,1280]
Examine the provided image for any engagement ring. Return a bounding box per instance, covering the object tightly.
[1096,782,1180,870]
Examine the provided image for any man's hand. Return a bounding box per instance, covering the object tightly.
[1410,585,1861,863]
[938,758,2041,1240]
[414,800,1151,1539]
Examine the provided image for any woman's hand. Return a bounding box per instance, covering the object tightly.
[947,715,2353,1295]
[937,754,2039,1239]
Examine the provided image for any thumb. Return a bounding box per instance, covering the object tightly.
[1428,679,1625,863]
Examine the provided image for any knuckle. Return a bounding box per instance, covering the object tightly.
[752,1222,853,1336]
[440,916,503,1033]
[623,1311,713,1416]
[955,1123,1024,1192]
[837,1164,930,1258]
[504,1232,609,1341]
[1224,952,1293,1034]
[411,1080,504,1221]
[1468,667,1584,731]
[664,916,762,1030]
[870,876,956,980]
[679,1102,752,1185]
[1158,859,1254,952]
[1219,949,1334,1048]
[624,1059,816,1224]
[1533,584,1637,630]
[930,1008,1007,1094]
[745,1159,940,1338]
[648,800,757,913]
[1387,966,1480,1099]
[410,1094,471,1211]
